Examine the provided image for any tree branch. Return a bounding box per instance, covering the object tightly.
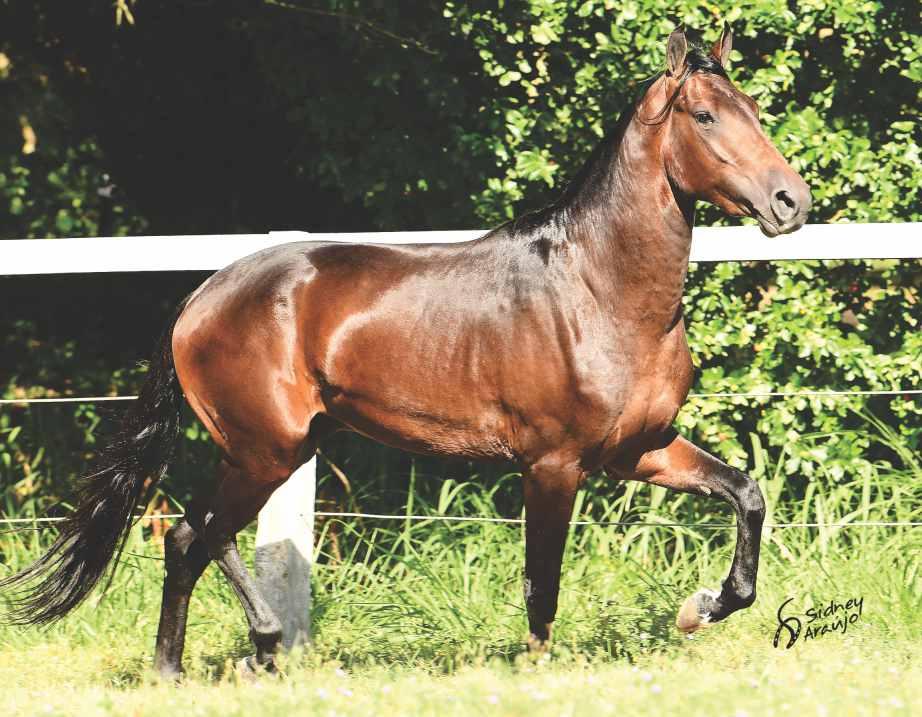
[263,0,439,57]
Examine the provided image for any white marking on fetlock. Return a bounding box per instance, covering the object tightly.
[697,587,721,621]
[676,587,721,633]
[235,656,259,682]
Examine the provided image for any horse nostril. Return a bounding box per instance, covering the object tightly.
[771,189,798,223]
[776,190,795,209]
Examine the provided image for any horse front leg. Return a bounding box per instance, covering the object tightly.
[522,455,583,651]
[607,429,765,633]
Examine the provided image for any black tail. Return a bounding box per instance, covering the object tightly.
[0,301,188,625]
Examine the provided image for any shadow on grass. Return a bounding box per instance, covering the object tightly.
[571,588,686,662]
[296,584,687,676]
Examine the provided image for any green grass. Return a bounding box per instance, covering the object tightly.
[0,641,917,717]
[0,416,919,715]
[0,488,919,716]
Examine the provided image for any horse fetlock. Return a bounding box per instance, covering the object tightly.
[721,580,756,610]
[526,623,553,653]
[524,579,559,619]
[250,620,283,651]
[250,631,282,673]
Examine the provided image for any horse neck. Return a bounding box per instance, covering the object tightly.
[563,109,694,332]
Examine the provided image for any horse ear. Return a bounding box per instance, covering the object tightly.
[711,21,733,67]
[666,26,688,76]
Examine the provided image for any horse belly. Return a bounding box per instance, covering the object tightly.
[317,330,517,459]
[311,313,519,460]
[325,391,515,460]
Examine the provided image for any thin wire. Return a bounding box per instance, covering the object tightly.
[689,389,921,398]
[313,511,722,527]
[313,513,921,529]
[1,513,918,529]
[2,389,918,405]
[0,514,184,524]
[0,396,137,404]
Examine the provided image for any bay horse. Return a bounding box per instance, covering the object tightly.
[2,24,810,678]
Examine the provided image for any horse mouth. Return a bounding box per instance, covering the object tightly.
[739,199,782,237]
[754,213,782,237]
[743,197,808,237]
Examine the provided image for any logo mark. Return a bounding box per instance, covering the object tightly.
[772,595,863,648]
[773,597,802,649]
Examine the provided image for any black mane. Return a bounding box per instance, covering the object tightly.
[504,43,728,249]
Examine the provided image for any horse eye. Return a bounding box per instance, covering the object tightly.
[694,111,715,125]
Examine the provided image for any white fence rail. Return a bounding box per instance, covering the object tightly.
[1,222,920,647]
[1,223,920,276]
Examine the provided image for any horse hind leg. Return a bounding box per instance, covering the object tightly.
[607,429,766,633]
[153,510,211,680]
[165,290,333,672]
[154,415,325,679]
[198,458,298,673]
[152,461,287,680]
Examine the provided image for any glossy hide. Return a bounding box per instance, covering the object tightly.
[154,24,811,676]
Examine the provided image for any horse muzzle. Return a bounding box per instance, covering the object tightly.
[761,174,812,236]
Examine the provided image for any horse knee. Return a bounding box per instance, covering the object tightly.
[714,468,764,522]
[164,521,196,556]
[737,473,765,524]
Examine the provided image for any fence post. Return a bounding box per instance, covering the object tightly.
[254,457,316,649]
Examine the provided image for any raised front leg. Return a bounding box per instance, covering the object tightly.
[607,430,765,632]
[522,455,582,650]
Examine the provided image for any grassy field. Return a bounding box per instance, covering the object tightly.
[0,415,919,716]
[1,472,919,717]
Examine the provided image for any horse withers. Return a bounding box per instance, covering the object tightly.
[2,23,810,678]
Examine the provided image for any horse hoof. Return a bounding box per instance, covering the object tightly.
[235,656,259,680]
[154,667,183,685]
[676,587,721,633]
[526,633,551,653]
[235,655,277,680]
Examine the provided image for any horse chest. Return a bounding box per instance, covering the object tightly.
[560,321,694,463]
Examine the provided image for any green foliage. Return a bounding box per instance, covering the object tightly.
[2,1,918,231]
[0,34,147,239]
[433,1,920,226]
[679,259,921,478]
[0,140,147,239]
[0,2,919,521]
